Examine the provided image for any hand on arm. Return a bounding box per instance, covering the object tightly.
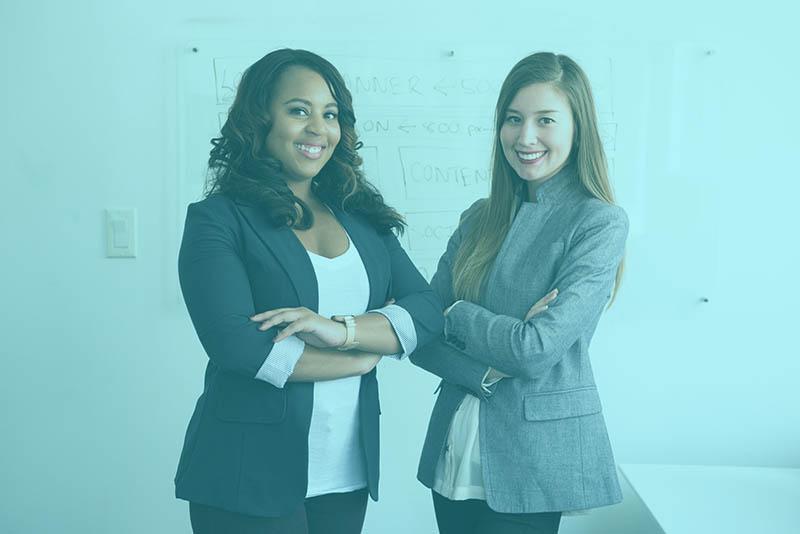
[481,288,558,380]
[250,302,403,355]
[443,208,629,379]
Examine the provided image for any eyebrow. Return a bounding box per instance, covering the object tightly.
[506,108,561,115]
[282,98,338,108]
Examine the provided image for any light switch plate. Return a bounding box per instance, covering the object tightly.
[105,209,137,258]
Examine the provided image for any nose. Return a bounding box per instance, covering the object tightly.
[518,119,539,146]
[305,113,325,136]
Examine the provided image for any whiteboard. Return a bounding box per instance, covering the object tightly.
[178,42,652,279]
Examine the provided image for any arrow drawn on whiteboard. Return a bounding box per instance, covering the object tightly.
[433,78,456,96]
[467,124,493,136]
[397,120,416,134]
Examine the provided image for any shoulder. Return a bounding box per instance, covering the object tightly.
[564,197,629,256]
[183,193,244,237]
[459,198,488,227]
[573,195,629,232]
[187,193,237,216]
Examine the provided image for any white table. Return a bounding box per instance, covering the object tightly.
[619,464,800,533]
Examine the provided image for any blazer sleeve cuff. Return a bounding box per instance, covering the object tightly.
[369,303,418,360]
[254,335,305,388]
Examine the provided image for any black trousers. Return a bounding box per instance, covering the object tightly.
[432,491,562,534]
[189,489,369,534]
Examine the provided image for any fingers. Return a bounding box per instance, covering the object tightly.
[258,312,300,331]
[539,288,558,305]
[525,289,559,321]
[253,308,310,331]
[250,308,287,322]
[273,319,309,342]
[250,307,307,323]
[532,288,558,307]
[524,307,546,321]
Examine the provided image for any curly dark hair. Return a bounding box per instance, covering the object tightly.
[206,48,404,234]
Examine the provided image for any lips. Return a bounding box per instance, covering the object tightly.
[295,142,326,160]
[516,150,547,165]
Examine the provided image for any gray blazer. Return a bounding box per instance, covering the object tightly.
[411,167,627,513]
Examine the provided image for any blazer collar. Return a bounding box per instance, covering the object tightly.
[235,200,384,311]
[520,163,580,205]
[235,201,319,311]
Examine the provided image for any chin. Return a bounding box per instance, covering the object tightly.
[518,171,544,182]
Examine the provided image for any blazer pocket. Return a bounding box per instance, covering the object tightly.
[213,371,287,424]
[523,387,601,421]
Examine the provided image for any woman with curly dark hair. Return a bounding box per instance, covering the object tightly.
[174,48,443,534]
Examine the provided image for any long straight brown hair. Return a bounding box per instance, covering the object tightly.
[452,52,624,303]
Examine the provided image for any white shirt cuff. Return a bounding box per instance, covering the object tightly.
[254,335,306,388]
[481,367,503,395]
[444,299,464,316]
[369,304,417,360]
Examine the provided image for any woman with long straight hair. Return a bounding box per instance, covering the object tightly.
[411,52,628,534]
[175,48,443,534]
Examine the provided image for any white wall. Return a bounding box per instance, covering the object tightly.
[1,1,798,533]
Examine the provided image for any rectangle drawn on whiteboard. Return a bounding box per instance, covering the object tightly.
[399,146,490,201]
[360,145,380,186]
[404,211,461,254]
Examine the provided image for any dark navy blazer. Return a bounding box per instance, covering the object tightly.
[174,193,443,517]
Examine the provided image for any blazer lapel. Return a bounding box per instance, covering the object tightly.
[333,207,384,310]
[235,202,319,312]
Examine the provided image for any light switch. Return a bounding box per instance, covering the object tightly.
[106,209,137,258]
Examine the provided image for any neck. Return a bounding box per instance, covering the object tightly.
[287,178,314,204]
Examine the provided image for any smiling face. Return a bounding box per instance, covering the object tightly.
[500,82,575,188]
[265,66,341,183]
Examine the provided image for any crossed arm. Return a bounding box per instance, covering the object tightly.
[181,199,450,389]
[410,201,628,391]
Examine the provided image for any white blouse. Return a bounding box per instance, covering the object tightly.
[433,300,498,501]
[432,394,486,500]
[305,240,370,498]
[250,226,420,497]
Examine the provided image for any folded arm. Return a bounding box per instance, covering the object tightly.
[179,200,283,378]
[443,205,629,379]
[251,231,442,358]
[408,200,496,396]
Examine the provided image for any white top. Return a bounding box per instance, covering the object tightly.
[304,238,370,498]
[249,223,420,496]
[432,394,486,500]
[254,247,419,387]
[432,342,501,501]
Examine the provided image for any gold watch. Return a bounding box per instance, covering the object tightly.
[331,315,359,351]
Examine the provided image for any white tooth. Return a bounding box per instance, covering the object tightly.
[297,144,322,154]
[518,151,545,160]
